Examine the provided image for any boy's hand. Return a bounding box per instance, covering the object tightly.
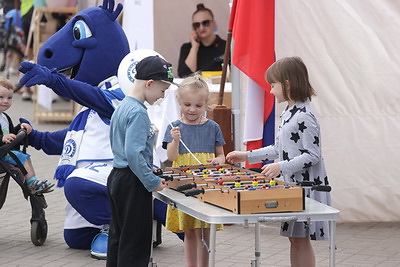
[261,163,281,179]
[153,179,167,192]
[20,123,32,134]
[226,151,247,164]
[170,127,181,142]
[2,133,16,143]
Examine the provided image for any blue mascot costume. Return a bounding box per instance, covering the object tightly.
[18,0,129,258]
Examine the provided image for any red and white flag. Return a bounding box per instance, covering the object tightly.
[231,0,276,168]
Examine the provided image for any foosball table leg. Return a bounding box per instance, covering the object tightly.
[209,224,217,267]
[251,222,261,267]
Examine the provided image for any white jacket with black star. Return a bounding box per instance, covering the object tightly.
[247,100,331,240]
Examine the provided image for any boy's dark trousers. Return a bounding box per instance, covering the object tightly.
[107,167,152,267]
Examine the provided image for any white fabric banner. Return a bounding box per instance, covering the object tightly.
[242,78,265,144]
[37,85,58,110]
[275,0,400,222]
[122,0,154,50]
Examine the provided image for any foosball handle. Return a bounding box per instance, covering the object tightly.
[160,175,174,181]
[184,188,205,197]
[153,168,163,176]
[177,183,196,192]
[298,181,315,187]
[312,185,331,192]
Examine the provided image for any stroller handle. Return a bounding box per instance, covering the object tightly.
[0,129,27,157]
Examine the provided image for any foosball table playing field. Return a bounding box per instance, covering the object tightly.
[162,164,305,214]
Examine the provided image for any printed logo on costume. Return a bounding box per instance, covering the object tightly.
[60,139,77,164]
[88,109,97,119]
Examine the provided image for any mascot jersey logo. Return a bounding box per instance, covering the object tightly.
[60,138,77,164]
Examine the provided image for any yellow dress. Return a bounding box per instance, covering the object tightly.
[165,152,224,232]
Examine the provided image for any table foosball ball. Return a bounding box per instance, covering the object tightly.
[163,164,305,214]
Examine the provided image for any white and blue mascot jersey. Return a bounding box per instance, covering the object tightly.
[19,0,132,249]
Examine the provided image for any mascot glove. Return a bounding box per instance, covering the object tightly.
[19,61,58,88]
[19,118,32,126]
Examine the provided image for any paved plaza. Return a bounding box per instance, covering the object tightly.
[0,71,399,266]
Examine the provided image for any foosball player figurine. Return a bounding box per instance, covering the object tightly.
[234,178,241,188]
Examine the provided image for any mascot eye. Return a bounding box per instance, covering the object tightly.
[73,20,92,40]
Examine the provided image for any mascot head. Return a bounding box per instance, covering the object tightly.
[37,0,130,86]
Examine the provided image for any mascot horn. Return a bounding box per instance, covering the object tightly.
[18,0,130,258]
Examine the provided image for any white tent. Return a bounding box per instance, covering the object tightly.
[122,0,400,222]
[274,1,400,222]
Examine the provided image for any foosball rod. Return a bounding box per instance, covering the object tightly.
[158,171,196,181]
[184,187,229,197]
[182,184,281,196]
[176,181,282,193]
[289,181,332,192]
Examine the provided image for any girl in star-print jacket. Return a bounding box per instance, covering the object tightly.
[227,56,331,267]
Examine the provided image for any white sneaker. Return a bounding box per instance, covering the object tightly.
[8,67,19,75]
[22,92,32,101]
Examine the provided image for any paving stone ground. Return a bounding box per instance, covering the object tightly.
[0,70,399,267]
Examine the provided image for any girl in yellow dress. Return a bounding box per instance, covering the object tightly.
[163,75,225,267]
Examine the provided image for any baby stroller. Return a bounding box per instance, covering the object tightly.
[0,129,48,246]
[0,9,26,79]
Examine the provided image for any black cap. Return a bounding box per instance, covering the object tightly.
[135,55,179,87]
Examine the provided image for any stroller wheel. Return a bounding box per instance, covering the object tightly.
[30,220,48,246]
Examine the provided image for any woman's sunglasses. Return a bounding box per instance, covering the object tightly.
[192,19,213,30]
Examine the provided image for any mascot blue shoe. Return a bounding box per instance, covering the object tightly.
[90,228,108,260]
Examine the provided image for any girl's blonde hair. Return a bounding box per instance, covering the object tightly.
[266,56,316,102]
[0,77,14,91]
[176,73,209,103]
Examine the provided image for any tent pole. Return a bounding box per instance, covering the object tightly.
[231,62,242,151]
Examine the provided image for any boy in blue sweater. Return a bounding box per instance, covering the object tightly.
[107,56,177,266]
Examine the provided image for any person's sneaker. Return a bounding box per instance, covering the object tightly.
[29,180,44,194]
[90,229,108,260]
[8,67,18,75]
[29,179,54,195]
[41,180,55,193]
[22,92,32,101]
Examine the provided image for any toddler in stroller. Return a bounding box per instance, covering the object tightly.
[0,77,54,194]
[0,77,53,246]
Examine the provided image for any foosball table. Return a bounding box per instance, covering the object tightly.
[163,164,304,214]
